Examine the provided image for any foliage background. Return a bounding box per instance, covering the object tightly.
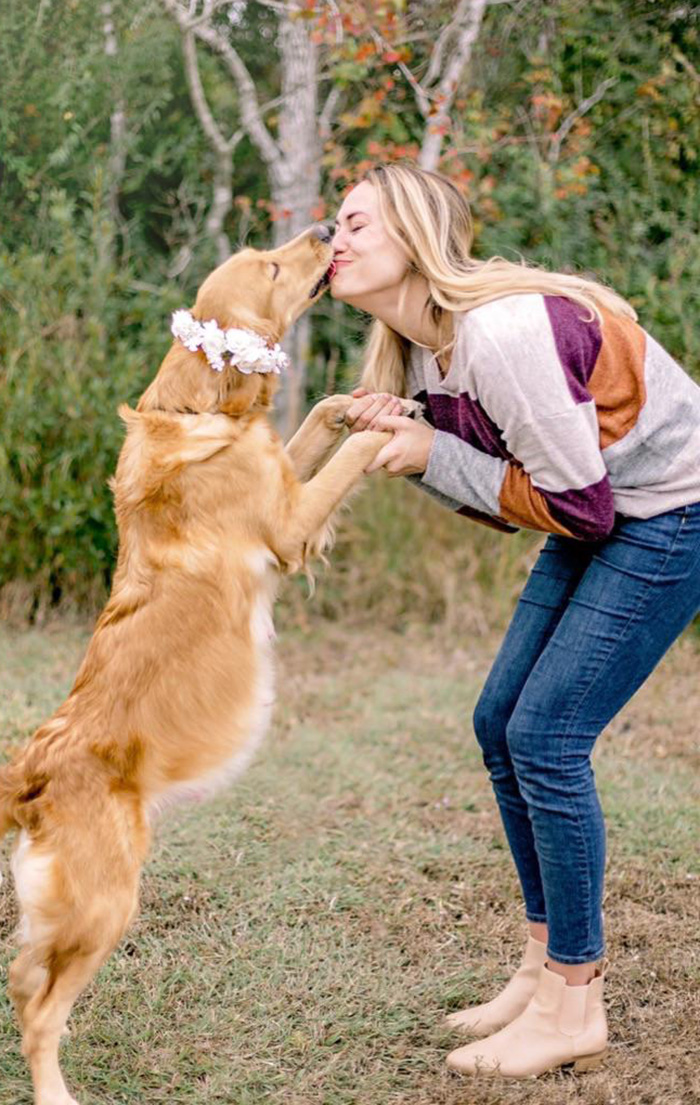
[1,0,699,619]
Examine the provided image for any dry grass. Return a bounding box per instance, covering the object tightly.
[0,616,699,1105]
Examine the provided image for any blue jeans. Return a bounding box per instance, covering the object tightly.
[473,502,700,964]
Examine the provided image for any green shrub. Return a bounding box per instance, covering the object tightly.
[0,187,181,616]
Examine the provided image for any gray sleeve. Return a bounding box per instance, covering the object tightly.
[405,473,464,511]
[420,429,508,516]
[406,442,518,535]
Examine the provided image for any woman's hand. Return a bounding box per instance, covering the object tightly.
[346,388,405,432]
[364,414,435,477]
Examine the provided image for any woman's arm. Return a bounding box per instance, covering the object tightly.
[418,421,614,541]
[353,297,618,542]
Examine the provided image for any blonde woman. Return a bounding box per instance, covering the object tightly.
[329,162,700,1079]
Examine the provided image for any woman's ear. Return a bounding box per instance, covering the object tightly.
[217,370,263,416]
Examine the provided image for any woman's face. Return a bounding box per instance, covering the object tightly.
[330,181,410,308]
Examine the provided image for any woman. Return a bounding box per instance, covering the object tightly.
[329,162,700,1079]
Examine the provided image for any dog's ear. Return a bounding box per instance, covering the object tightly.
[217,370,263,416]
[196,270,279,341]
[218,369,279,416]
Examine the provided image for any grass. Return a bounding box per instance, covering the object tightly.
[1,615,699,1105]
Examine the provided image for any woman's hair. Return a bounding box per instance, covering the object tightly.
[357,162,636,395]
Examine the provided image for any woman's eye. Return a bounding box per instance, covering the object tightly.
[350,225,365,233]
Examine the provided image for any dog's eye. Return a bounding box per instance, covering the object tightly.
[269,262,280,281]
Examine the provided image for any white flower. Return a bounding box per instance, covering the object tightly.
[170,309,290,375]
[268,343,288,374]
[200,319,228,372]
[225,328,265,373]
[171,310,204,352]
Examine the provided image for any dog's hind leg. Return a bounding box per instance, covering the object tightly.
[8,946,48,1031]
[11,799,147,1105]
[10,950,71,1044]
[22,949,106,1105]
[20,885,139,1105]
[9,949,71,1044]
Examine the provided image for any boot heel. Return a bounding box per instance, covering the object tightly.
[573,1049,608,1073]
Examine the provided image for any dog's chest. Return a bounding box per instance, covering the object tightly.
[149,551,278,815]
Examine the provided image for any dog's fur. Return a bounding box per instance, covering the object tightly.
[0,227,391,1105]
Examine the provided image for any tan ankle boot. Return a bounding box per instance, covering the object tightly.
[446,961,608,1078]
[446,936,547,1037]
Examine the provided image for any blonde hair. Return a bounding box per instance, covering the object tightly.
[357,162,636,395]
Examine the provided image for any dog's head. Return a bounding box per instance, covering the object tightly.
[139,226,335,417]
[196,224,334,341]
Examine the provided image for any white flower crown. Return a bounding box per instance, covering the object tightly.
[171,309,289,375]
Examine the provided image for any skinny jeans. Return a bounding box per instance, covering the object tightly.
[473,501,700,964]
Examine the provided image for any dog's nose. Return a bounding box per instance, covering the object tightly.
[312,223,333,244]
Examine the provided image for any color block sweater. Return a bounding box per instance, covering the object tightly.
[407,294,700,541]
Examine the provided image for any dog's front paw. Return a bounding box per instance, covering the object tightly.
[313,394,354,431]
[398,398,425,419]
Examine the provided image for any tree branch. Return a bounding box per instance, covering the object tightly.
[548,77,617,163]
[369,25,430,117]
[673,47,700,85]
[192,21,283,167]
[158,0,283,168]
[423,8,459,90]
[319,85,341,139]
[419,0,489,170]
[434,0,489,100]
[182,30,232,157]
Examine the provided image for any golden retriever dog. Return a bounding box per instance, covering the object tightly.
[0,225,395,1105]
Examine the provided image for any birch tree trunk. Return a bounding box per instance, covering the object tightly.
[271,12,321,436]
[418,0,489,171]
[101,1,127,243]
[158,0,329,437]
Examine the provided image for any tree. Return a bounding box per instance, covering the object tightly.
[155,0,503,433]
[2,0,699,611]
[158,0,328,433]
